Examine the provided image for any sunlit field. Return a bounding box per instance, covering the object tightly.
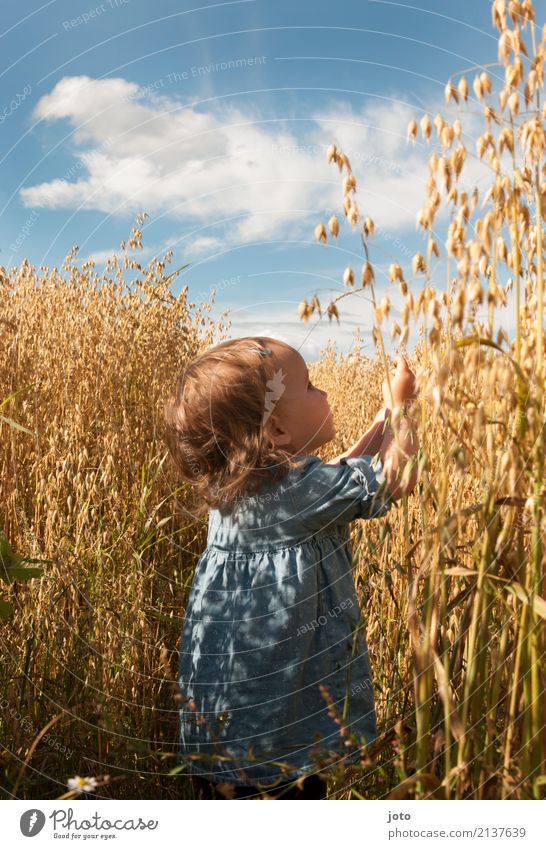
[2,0,546,800]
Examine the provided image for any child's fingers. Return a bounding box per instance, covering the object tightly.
[394,354,409,370]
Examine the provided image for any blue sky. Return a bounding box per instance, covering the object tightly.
[0,0,536,361]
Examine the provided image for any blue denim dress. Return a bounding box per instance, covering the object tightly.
[176,453,393,787]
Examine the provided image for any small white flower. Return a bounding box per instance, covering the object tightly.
[67,775,98,794]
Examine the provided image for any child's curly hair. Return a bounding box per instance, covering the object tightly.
[163,336,307,518]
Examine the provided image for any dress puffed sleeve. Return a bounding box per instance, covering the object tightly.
[289,454,393,533]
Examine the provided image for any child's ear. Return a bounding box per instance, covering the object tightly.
[264,414,291,445]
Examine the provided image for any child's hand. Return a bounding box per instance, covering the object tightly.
[382,356,417,408]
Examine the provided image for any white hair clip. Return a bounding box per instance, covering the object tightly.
[245,346,273,357]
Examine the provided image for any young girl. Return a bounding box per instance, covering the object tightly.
[163,336,418,800]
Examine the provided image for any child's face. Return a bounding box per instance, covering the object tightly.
[262,340,336,456]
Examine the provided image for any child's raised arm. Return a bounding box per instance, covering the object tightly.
[377,406,419,501]
[327,355,419,489]
[327,405,419,499]
[326,407,390,465]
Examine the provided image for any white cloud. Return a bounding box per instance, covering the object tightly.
[21,74,489,258]
[25,76,508,359]
[186,235,225,256]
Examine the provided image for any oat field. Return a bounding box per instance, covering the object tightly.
[2,0,546,800]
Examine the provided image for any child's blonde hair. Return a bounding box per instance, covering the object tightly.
[163,336,306,517]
